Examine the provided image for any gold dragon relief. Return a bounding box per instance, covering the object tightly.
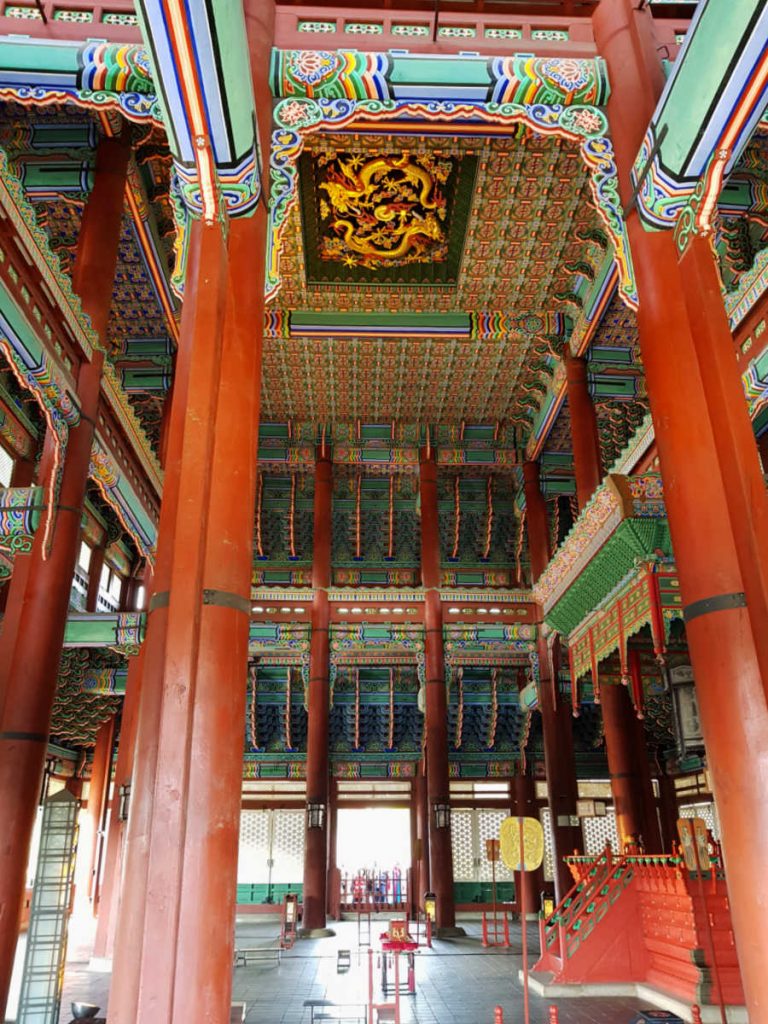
[316,151,454,269]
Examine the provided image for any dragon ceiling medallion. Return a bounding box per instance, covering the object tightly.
[317,151,453,269]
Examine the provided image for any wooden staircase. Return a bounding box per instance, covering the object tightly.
[533,848,745,1007]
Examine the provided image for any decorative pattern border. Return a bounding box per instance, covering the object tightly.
[270,50,610,107]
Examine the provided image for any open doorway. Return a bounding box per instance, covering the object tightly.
[337,807,411,910]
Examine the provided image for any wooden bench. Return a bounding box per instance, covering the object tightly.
[233,945,282,966]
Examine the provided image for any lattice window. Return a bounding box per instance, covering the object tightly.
[237,810,270,884]
[476,809,513,881]
[392,24,430,36]
[532,29,569,41]
[53,9,93,20]
[345,22,383,34]
[438,25,477,38]
[541,807,554,882]
[451,809,476,881]
[271,809,305,883]
[680,801,720,840]
[297,19,337,33]
[102,12,139,25]
[5,5,43,18]
[484,27,523,39]
[583,810,620,856]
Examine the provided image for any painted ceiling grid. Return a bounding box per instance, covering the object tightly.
[264,129,605,431]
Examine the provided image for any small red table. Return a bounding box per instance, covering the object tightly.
[379,934,418,996]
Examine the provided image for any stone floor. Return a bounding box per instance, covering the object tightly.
[8,916,657,1023]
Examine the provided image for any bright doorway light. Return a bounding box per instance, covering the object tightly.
[337,807,410,874]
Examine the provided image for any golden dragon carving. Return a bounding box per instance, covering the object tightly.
[318,152,450,268]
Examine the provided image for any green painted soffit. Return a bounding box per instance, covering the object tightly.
[17,159,94,193]
[0,40,81,75]
[545,519,673,636]
[290,311,469,332]
[651,0,765,180]
[63,613,146,648]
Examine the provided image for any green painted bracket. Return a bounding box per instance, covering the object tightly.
[63,612,145,651]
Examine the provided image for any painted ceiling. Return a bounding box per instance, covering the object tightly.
[276,131,597,312]
[264,129,603,430]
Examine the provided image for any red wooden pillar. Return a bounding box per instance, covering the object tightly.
[594,2,768,1015]
[0,135,128,1016]
[84,716,116,909]
[512,774,543,913]
[301,448,333,935]
[92,567,152,962]
[419,448,457,932]
[326,778,341,920]
[86,540,107,613]
[415,758,430,905]
[9,457,35,490]
[408,776,419,918]
[564,354,603,511]
[601,682,648,849]
[759,433,768,475]
[91,646,145,961]
[658,767,679,854]
[628,649,662,853]
[523,461,581,901]
[108,212,264,1023]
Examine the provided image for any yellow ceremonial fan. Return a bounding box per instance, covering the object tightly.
[499,816,544,872]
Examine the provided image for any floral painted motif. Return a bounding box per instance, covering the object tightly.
[540,58,592,95]
[286,50,342,90]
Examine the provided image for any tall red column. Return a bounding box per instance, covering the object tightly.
[408,777,419,918]
[108,211,264,1022]
[512,773,543,913]
[419,448,457,932]
[415,758,430,905]
[565,354,603,510]
[92,566,152,962]
[301,448,333,935]
[91,646,145,961]
[84,715,116,909]
[523,461,581,901]
[86,540,107,613]
[658,767,679,854]
[601,682,650,850]
[628,649,662,853]
[326,778,340,920]
[0,135,129,1016]
[594,2,768,1015]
